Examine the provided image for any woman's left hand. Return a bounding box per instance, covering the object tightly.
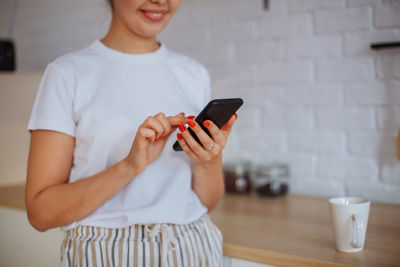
[177,113,238,166]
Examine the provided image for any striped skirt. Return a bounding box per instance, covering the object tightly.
[60,214,223,267]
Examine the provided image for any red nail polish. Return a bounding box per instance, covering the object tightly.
[234,113,238,120]
[154,137,158,143]
[177,133,183,140]
[187,115,195,120]
[178,123,186,132]
[188,119,196,128]
[203,120,210,127]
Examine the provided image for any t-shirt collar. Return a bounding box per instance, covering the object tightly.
[91,39,168,65]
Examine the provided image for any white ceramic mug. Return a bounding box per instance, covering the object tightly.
[328,197,370,252]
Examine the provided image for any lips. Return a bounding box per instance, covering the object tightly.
[139,9,167,22]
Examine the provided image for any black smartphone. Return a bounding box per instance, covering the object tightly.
[173,98,244,151]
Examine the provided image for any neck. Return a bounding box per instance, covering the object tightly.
[101,16,160,54]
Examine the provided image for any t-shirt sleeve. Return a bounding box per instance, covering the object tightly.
[27,63,76,137]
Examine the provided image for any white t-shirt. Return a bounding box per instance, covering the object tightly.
[27,40,210,230]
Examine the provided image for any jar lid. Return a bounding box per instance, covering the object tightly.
[254,163,290,177]
[223,161,251,175]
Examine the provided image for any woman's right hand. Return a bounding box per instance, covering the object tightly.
[124,112,188,175]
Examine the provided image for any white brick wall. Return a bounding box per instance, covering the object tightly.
[347,133,397,157]
[381,159,400,183]
[282,84,343,106]
[11,0,110,70]
[289,0,346,13]
[346,182,400,203]
[317,57,375,82]
[376,107,400,131]
[374,2,400,28]
[261,14,313,38]
[287,35,342,59]
[263,107,314,130]
[347,0,377,7]
[236,130,286,152]
[236,40,283,63]
[1,0,400,203]
[209,66,258,90]
[314,7,372,34]
[344,29,400,54]
[344,81,400,105]
[319,156,379,181]
[287,132,345,154]
[261,60,314,83]
[376,54,400,80]
[290,179,346,197]
[316,108,375,130]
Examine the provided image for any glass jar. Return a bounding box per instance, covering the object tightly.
[252,163,290,197]
[223,161,251,194]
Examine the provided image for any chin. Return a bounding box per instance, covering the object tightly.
[137,24,168,39]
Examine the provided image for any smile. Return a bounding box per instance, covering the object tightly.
[139,9,167,22]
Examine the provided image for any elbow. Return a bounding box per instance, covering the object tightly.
[27,211,50,232]
[206,186,225,213]
[33,225,49,233]
[206,199,220,213]
[27,203,72,232]
[26,193,55,232]
[26,202,55,232]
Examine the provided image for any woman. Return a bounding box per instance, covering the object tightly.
[25,0,237,266]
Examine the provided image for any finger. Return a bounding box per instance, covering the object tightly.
[167,115,188,127]
[168,112,186,129]
[177,133,201,162]
[173,111,185,118]
[154,112,172,139]
[202,119,226,146]
[157,112,186,141]
[187,119,215,151]
[137,127,156,143]
[220,113,238,135]
[145,117,164,142]
[178,123,212,160]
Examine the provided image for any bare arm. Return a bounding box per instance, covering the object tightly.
[192,155,224,212]
[26,130,138,232]
[26,113,187,232]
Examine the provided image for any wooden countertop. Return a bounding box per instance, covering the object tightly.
[1,185,400,266]
[210,192,400,267]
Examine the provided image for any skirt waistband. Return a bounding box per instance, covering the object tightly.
[64,214,212,243]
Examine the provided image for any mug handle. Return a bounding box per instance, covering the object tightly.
[351,214,364,248]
